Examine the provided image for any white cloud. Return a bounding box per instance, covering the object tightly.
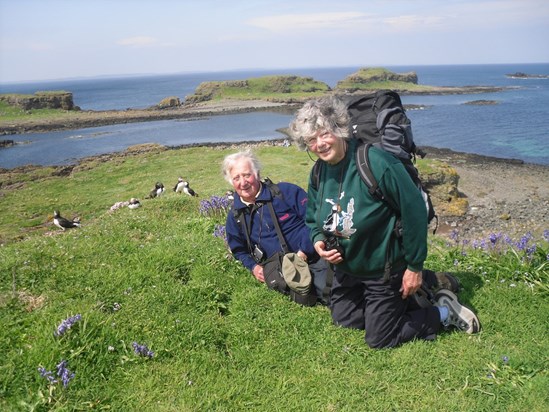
[247,12,375,32]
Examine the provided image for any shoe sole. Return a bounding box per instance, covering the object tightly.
[435,289,480,334]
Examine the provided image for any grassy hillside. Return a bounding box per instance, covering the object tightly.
[1,144,548,411]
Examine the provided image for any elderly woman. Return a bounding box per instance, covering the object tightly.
[222,149,328,305]
[289,95,480,348]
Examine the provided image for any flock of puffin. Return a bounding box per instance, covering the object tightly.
[52,177,199,231]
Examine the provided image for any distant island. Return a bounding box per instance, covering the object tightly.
[0,67,509,135]
[506,72,549,79]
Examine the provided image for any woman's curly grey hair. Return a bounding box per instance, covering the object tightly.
[222,149,261,184]
[288,95,351,150]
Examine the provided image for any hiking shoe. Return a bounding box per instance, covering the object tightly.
[434,272,461,294]
[435,289,480,334]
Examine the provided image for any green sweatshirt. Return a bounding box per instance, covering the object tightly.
[306,139,428,278]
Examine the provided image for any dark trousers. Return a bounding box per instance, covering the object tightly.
[330,269,441,349]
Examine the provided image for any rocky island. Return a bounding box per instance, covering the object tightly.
[506,71,549,79]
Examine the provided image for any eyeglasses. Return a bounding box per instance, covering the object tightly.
[305,131,333,148]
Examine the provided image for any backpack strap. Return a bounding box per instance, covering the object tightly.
[355,143,384,202]
[310,160,322,191]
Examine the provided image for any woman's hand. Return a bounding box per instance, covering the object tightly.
[252,264,265,282]
[314,240,343,264]
[400,269,422,299]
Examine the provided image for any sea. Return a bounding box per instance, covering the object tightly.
[1,63,548,169]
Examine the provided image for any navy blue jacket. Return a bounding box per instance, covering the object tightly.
[226,181,317,272]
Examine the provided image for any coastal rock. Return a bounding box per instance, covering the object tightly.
[420,161,469,217]
[0,91,76,110]
[156,96,181,109]
[463,100,498,105]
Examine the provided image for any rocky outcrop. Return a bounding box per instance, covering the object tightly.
[156,96,181,109]
[506,72,549,79]
[0,91,76,110]
[463,100,498,105]
[184,76,330,104]
[420,161,468,217]
[335,68,418,92]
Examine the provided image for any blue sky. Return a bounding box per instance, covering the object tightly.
[1,0,548,83]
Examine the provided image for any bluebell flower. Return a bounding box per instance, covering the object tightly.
[54,314,82,337]
[56,360,75,388]
[132,341,154,358]
[38,360,74,388]
[199,194,232,217]
[213,224,227,240]
[38,367,57,384]
[543,229,549,242]
[502,355,509,364]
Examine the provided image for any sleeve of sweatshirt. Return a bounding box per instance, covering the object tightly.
[225,213,257,272]
[380,162,428,272]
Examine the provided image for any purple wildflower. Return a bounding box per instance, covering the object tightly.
[515,232,533,251]
[54,314,82,337]
[38,360,74,388]
[56,360,75,388]
[488,233,500,245]
[502,355,509,364]
[38,367,57,384]
[213,224,227,240]
[543,229,549,242]
[450,229,459,243]
[132,341,154,358]
[199,194,231,217]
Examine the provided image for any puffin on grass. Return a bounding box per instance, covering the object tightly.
[147,182,165,198]
[53,210,81,231]
[128,198,141,209]
[182,181,198,197]
[173,177,185,193]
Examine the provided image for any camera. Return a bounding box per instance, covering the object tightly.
[324,236,344,258]
[252,245,265,263]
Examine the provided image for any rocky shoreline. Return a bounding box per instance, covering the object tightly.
[421,146,548,240]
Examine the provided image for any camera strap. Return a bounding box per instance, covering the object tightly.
[266,201,289,254]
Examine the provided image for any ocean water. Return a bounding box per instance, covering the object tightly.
[1,63,548,168]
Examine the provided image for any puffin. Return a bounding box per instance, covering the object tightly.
[53,210,81,231]
[173,177,185,193]
[225,190,235,202]
[147,182,165,198]
[182,181,198,197]
[128,198,141,209]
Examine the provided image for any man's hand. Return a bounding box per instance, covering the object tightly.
[400,269,422,299]
[252,264,265,282]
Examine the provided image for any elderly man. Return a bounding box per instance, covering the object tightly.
[223,149,328,306]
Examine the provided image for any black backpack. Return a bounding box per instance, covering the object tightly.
[311,89,437,231]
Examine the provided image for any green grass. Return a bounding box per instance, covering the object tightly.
[1,145,548,411]
[0,100,77,122]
